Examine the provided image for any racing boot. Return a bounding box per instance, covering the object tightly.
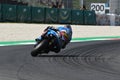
[35,36,42,42]
[34,36,42,47]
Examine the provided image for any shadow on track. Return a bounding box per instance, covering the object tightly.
[38,54,79,57]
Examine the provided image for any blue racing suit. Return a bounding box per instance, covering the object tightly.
[57,26,72,41]
[35,25,72,53]
[57,26,72,48]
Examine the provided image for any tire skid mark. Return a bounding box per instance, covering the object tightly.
[51,41,120,75]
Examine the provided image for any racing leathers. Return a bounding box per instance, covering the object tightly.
[57,25,72,48]
[35,25,72,53]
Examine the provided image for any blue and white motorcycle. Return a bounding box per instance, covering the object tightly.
[31,28,61,57]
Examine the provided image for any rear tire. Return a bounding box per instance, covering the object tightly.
[31,39,49,57]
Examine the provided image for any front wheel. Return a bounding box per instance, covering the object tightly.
[31,39,49,57]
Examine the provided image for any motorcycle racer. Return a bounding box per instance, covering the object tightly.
[35,24,72,53]
[57,24,72,48]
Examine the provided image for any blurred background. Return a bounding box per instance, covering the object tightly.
[0,0,120,25]
[0,0,107,8]
[0,0,105,8]
[0,0,119,14]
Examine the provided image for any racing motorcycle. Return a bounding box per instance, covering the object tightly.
[31,28,60,57]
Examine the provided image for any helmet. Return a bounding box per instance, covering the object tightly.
[64,24,72,37]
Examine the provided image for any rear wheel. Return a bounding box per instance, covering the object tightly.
[31,39,49,57]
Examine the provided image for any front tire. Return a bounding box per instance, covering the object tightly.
[31,39,49,57]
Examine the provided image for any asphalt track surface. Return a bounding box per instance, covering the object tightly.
[1,40,120,80]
